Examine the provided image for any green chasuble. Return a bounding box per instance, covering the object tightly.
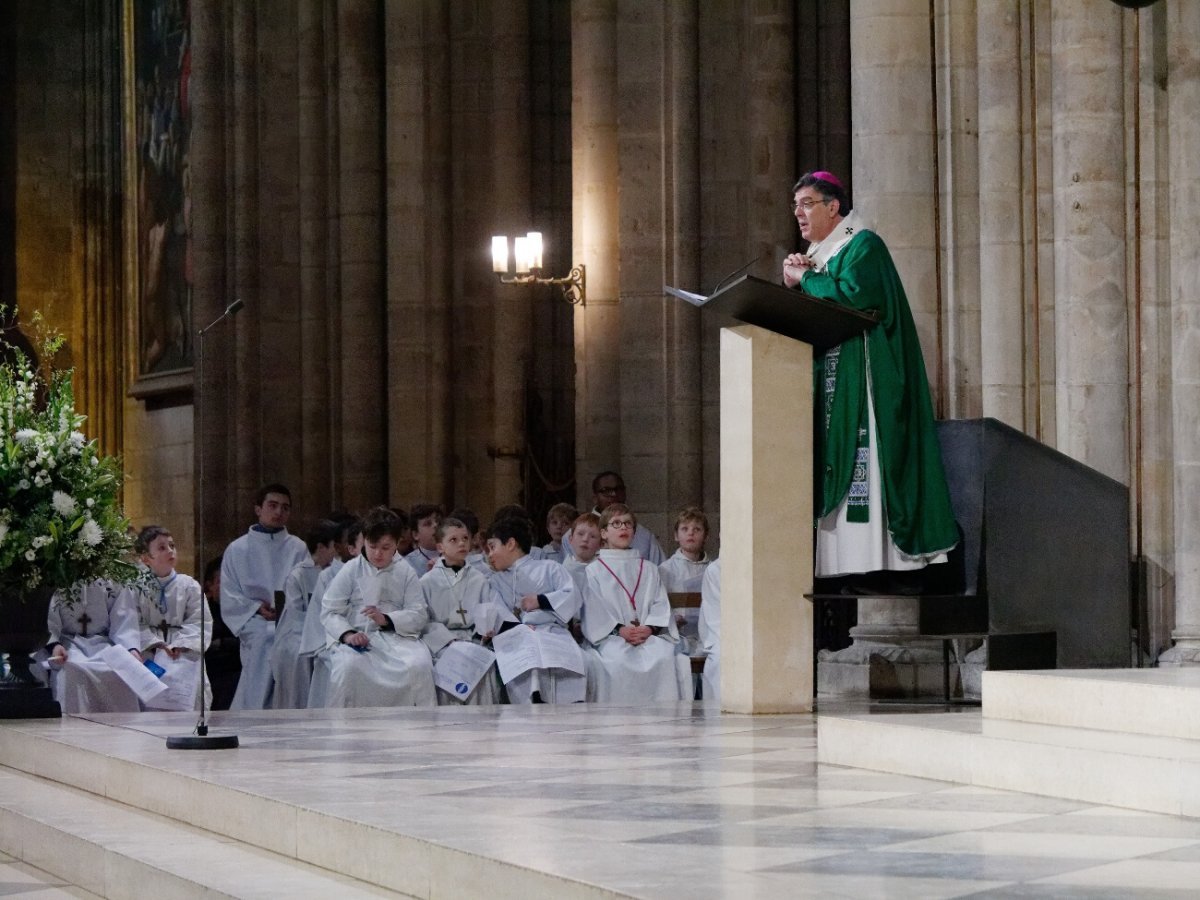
[800,228,958,558]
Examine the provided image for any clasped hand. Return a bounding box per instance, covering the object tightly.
[782,252,814,288]
[618,624,654,646]
[361,605,389,626]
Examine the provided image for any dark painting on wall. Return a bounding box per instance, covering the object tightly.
[129,0,191,396]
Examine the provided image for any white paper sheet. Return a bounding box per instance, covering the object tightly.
[98,644,168,702]
[492,625,585,683]
[433,640,496,699]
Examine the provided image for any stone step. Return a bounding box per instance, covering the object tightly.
[0,764,406,899]
[983,668,1200,740]
[816,702,1200,819]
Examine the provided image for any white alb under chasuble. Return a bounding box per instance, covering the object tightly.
[321,554,435,708]
[485,555,585,704]
[582,548,690,703]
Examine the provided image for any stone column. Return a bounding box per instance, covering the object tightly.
[1160,2,1200,666]
[935,0,981,418]
[384,1,453,507]
[1050,0,1128,484]
[663,1,703,517]
[332,0,387,511]
[488,1,533,514]
[977,0,1028,426]
[571,0,621,506]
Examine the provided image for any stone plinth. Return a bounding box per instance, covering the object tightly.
[719,324,812,713]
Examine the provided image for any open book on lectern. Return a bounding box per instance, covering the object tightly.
[665,274,877,352]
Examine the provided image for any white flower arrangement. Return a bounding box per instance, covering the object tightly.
[1,310,139,602]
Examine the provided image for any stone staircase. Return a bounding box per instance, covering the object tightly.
[817,667,1200,819]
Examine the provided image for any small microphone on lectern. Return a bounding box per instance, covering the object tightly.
[226,298,245,316]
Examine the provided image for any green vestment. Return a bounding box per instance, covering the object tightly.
[800,228,958,558]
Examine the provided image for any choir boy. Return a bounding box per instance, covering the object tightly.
[403,503,442,575]
[136,525,211,711]
[220,483,309,709]
[484,517,584,703]
[46,581,142,713]
[420,517,501,704]
[301,516,363,707]
[582,504,690,703]
[541,502,578,563]
[322,507,435,707]
[658,506,714,655]
[270,519,339,709]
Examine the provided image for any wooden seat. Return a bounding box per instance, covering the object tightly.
[668,592,706,676]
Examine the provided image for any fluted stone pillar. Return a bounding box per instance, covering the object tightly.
[1050,1,1129,484]
[977,0,1028,427]
[488,1,534,513]
[1160,2,1200,666]
[663,1,704,519]
[572,0,621,506]
[936,0,981,418]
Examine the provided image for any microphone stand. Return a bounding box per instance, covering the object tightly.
[167,299,244,750]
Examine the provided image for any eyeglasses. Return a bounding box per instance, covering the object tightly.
[606,519,634,530]
[792,198,829,213]
[596,485,625,495]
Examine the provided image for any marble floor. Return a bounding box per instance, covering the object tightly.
[4,703,1200,898]
[0,850,98,898]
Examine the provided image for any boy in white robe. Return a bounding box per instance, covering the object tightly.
[220,483,309,710]
[271,519,338,709]
[322,506,435,708]
[582,504,690,704]
[300,518,362,708]
[658,506,714,657]
[450,508,492,577]
[46,580,143,714]
[403,504,442,575]
[541,503,577,564]
[563,471,665,564]
[562,513,601,597]
[699,558,721,705]
[420,517,501,705]
[484,516,585,703]
[135,526,212,711]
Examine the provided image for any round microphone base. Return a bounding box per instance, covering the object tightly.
[166,733,239,750]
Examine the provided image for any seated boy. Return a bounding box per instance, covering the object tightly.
[403,504,442,574]
[658,506,714,656]
[322,506,435,707]
[541,502,578,563]
[450,507,490,576]
[562,513,601,597]
[135,525,211,711]
[46,580,143,714]
[582,504,690,704]
[492,505,546,559]
[301,516,363,708]
[270,519,339,709]
[484,516,584,703]
[420,517,501,705]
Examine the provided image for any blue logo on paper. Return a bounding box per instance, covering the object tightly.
[455,682,469,695]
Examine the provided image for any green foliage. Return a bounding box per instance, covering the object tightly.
[0,310,139,601]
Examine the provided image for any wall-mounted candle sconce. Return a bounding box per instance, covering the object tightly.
[491,231,586,306]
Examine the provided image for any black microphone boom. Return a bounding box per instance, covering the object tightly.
[710,254,766,296]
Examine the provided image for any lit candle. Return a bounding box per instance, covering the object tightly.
[526,231,543,270]
[492,236,509,273]
[514,236,530,274]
